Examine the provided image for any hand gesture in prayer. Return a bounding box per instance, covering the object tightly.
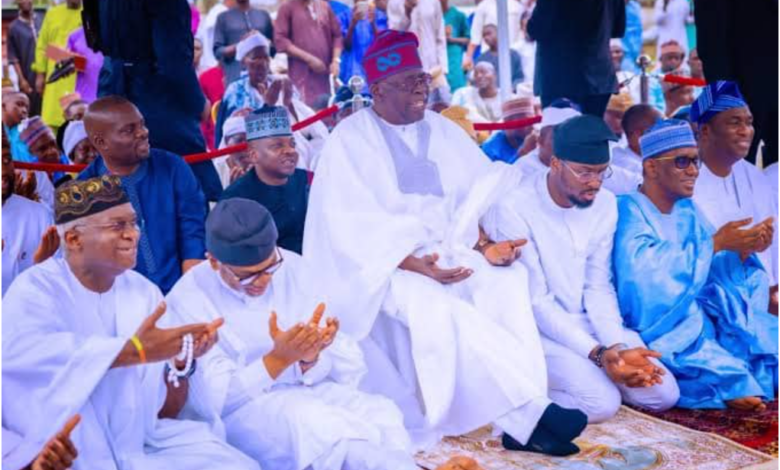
[261,79,285,106]
[602,347,664,388]
[122,302,212,366]
[751,217,774,254]
[301,303,340,363]
[484,239,526,266]
[30,414,80,470]
[267,311,323,372]
[401,253,473,284]
[713,217,768,258]
[33,226,60,264]
[15,171,39,202]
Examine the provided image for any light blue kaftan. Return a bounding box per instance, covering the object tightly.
[613,191,778,409]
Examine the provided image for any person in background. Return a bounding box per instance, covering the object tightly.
[6,0,44,116]
[603,92,633,143]
[274,0,343,107]
[61,120,97,165]
[481,95,536,164]
[662,71,695,117]
[84,0,224,203]
[213,0,275,85]
[196,0,230,71]
[387,0,449,86]
[214,113,251,189]
[18,116,71,183]
[621,0,643,73]
[340,0,386,85]
[610,39,641,105]
[476,24,523,90]
[462,0,523,72]
[3,91,34,163]
[442,0,469,92]
[649,40,688,112]
[450,61,501,123]
[612,103,663,176]
[32,0,82,131]
[65,26,103,103]
[653,0,690,57]
[528,0,624,116]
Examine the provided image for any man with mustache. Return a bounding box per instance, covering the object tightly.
[220,106,309,255]
[614,119,778,412]
[691,81,778,311]
[79,96,207,294]
[306,30,587,456]
[486,115,680,423]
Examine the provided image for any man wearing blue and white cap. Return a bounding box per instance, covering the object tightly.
[221,105,309,255]
[486,115,680,424]
[614,118,778,412]
[690,81,778,293]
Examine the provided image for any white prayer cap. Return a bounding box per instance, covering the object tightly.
[610,38,624,50]
[63,120,89,159]
[236,32,271,62]
[540,98,582,129]
[219,116,247,149]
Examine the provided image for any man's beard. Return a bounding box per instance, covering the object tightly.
[568,195,594,209]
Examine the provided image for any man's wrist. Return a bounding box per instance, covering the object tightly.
[588,344,608,368]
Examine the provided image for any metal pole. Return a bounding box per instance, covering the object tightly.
[496,0,512,103]
[637,55,651,105]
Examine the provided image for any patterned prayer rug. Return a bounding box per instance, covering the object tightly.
[634,401,778,457]
[415,407,777,470]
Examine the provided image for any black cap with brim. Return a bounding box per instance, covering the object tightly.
[553,115,618,165]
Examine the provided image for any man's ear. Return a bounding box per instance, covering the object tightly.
[63,228,82,252]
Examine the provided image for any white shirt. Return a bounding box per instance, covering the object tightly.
[469,0,524,48]
[2,194,52,297]
[450,86,502,123]
[486,172,627,357]
[388,0,449,74]
[612,145,643,176]
[653,0,690,56]
[694,160,778,284]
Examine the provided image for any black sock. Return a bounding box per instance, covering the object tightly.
[502,427,580,457]
[538,403,588,442]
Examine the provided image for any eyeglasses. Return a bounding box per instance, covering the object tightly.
[384,73,432,92]
[75,218,142,234]
[561,161,613,182]
[654,154,701,170]
[223,247,284,286]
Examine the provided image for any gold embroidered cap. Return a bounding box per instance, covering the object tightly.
[55,175,130,224]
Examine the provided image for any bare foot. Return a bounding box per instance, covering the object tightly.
[727,397,766,411]
[435,456,484,470]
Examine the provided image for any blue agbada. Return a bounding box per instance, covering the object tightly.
[79,149,207,294]
[481,131,522,164]
[613,192,778,409]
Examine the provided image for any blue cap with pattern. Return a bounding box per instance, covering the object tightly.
[245,105,293,142]
[690,80,748,125]
[639,119,697,160]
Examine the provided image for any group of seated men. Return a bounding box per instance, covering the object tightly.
[2,29,777,470]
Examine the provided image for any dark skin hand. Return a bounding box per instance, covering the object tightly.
[399,253,473,284]
[27,415,80,470]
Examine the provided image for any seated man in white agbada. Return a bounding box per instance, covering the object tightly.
[485,115,680,423]
[166,198,481,470]
[305,29,588,456]
[2,176,258,470]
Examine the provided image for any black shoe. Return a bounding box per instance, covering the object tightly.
[502,428,580,457]
[538,403,588,442]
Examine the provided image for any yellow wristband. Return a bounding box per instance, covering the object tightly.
[130,335,147,364]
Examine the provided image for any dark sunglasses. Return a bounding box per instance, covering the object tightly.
[655,154,701,170]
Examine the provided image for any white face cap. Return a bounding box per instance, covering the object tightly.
[236,32,271,62]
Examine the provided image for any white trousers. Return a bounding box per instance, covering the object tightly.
[544,330,680,423]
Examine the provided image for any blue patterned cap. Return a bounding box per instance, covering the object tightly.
[245,105,292,141]
[690,80,748,125]
[639,119,697,160]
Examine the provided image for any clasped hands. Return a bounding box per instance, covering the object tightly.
[264,303,339,378]
[714,216,774,260]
